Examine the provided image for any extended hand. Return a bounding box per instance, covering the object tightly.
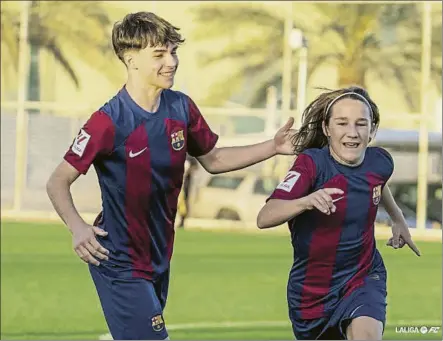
[274,117,297,155]
[303,188,344,215]
[386,222,421,257]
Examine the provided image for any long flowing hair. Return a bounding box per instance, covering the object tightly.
[291,86,380,155]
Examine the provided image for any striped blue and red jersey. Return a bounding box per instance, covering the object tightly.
[64,87,218,280]
[268,146,394,320]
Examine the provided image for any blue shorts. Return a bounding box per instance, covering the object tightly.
[289,273,387,340]
[89,265,170,340]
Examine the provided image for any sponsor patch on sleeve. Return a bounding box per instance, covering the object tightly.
[71,129,91,157]
[276,171,301,192]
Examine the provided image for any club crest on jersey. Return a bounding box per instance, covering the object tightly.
[171,129,185,151]
[151,314,165,332]
[373,185,382,205]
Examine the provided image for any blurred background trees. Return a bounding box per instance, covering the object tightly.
[1,1,441,113]
[1,1,121,103]
[191,2,442,110]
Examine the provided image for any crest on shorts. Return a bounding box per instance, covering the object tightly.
[373,185,382,205]
[151,314,165,332]
[171,129,185,151]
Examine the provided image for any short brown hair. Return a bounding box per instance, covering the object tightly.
[112,12,185,63]
[291,86,380,155]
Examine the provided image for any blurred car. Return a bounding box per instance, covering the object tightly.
[391,182,442,224]
[188,169,442,230]
[375,203,439,229]
[188,171,279,222]
[376,182,442,229]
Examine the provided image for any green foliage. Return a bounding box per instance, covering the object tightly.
[1,1,122,92]
[191,3,442,110]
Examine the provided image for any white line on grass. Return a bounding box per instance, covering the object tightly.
[98,319,442,339]
[169,320,289,330]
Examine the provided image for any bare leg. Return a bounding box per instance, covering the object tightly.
[346,316,383,340]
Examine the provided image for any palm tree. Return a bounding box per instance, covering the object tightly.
[191,2,442,111]
[1,1,122,102]
[1,3,21,96]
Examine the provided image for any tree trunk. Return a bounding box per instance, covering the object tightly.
[337,63,366,88]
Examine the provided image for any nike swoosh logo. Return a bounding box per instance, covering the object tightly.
[350,304,364,317]
[129,147,147,158]
[332,196,345,203]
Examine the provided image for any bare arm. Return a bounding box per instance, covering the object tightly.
[46,160,86,233]
[196,118,296,174]
[197,140,276,174]
[257,197,309,229]
[46,160,109,265]
[257,188,344,229]
[381,184,421,256]
[381,185,406,224]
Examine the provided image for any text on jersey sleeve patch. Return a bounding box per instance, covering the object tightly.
[276,171,301,192]
[71,129,91,157]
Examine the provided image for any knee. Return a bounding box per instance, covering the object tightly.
[346,316,383,340]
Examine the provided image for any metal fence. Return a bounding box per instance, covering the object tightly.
[1,100,440,232]
[0,99,295,215]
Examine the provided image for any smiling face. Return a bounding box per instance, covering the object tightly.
[125,42,179,89]
[323,98,374,165]
[112,12,185,90]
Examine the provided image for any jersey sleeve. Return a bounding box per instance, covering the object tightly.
[64,110,115,174]
[186,96,219,157]
[375,147,394,181]
[268,153,317,201]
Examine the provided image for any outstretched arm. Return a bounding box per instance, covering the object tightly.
[381,185,421,256]
[197,139,276,174]
[198,118,295,174]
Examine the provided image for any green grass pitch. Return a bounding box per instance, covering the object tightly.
[1,221,441,340]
